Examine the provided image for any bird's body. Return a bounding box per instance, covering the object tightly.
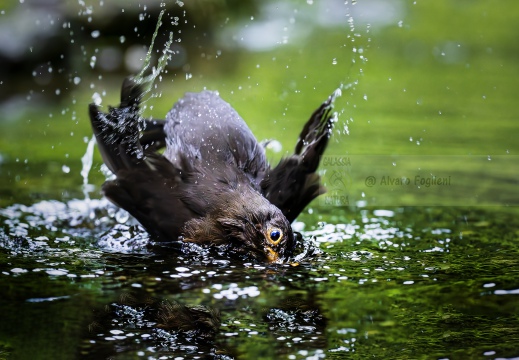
[89,78,335,262]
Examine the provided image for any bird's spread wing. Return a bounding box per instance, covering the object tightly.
[261,96,335,223]
[89,78,203,241]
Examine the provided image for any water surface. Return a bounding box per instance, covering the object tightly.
[1,1,518,359]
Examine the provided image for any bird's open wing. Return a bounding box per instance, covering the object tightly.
[89,78,202,241]
[261,96,335,223]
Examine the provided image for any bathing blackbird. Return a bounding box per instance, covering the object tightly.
[89,78,335,262]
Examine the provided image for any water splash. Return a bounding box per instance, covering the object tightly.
[132,9,174,115]
[79,10,174,199]
[81,135,96,200]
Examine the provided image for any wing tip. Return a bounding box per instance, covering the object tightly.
[120,77,145,108]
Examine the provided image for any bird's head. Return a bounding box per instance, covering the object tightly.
[218,204,295,263]
[182,189,296,263]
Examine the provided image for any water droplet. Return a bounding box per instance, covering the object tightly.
[91,30,100,38]
[115,209,129,223]
[265,140,282,153]
[92,92,102,105]
[62,165,70,173]
[119,36,126,43]
[332,58,337,65]
[90,56,96,69]
[73,77,81,85]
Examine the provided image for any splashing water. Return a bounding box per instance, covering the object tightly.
[79,10,174,196]
[81,135,97,200]
[132,9,174,115]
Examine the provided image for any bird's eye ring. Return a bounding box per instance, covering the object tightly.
[266,227,283,245]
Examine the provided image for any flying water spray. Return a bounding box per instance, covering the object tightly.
[81,10,174,200]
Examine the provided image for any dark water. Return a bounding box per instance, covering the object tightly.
[1,1,519,359]
[1,199,518,359]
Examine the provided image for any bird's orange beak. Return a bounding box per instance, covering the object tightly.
[265,246,279,263]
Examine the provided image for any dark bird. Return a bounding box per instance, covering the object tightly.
[89,77,335,262]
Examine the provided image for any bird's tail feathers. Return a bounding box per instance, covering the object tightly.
[262,95,336,222]
[294,95,335,160]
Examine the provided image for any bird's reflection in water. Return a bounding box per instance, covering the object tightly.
[81,289,327,359]
[265,296,327,336]
[83,291,228,359]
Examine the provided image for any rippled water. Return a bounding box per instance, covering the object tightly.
[2,0,519,359]
[1,195,518,359]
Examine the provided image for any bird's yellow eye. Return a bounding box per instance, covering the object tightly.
[266,227,283,245]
